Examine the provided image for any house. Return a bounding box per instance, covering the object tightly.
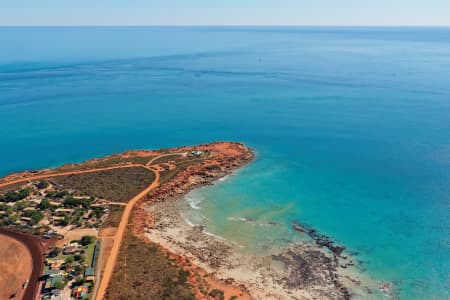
[84,267,95,277]
[49,201,61,207]
[43,229,58,239]
[62,246,81,255]
[50,216,65,222]
[46,259,65,270]
[42,269,60,277]
[20,216,32,223]
[55,208,73,216]
[190,150,203,157]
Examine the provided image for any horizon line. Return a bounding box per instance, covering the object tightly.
[1,24,449,28]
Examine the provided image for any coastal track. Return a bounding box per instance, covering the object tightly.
[94,167,160,300]
[0,164,145,189]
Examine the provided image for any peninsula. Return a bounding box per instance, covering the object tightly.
[0,142,254,300]
[0,141,377,300]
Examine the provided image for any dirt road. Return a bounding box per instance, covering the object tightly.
[94,168,160,300]
[0,164,144,189]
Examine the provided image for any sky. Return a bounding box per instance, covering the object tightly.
[1,0,450,26]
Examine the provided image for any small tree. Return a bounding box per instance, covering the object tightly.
[74,276,85,286]
[36,180,49,189]
[49,247,61,257]
[38,198,51,210]
[61,216,70,226]
[30,211,44,225]
[80,235,95,246]
[54,280,65,290]
[208,289,225,300]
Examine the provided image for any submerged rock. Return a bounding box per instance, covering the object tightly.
[292,221,346,257]
[270,244,351,299]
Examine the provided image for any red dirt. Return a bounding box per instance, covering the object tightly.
[0,234,32,300]
[0,229,52,300]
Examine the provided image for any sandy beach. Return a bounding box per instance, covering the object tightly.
[143,184,387,300]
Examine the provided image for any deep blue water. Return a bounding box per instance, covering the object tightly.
[1,27,449,299]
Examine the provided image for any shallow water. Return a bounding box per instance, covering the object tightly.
[1,26,449,299]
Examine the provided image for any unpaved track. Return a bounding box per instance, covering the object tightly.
[94,168,160,300]
[146,152,186,166]
[0,164,144,189]
[0,153,186,189]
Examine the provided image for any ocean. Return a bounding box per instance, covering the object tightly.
[0,26,449,299]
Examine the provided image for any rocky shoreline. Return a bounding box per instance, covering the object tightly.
[141,143,388,299]
[145,199,371,299]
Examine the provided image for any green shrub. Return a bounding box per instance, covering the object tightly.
[80,235,95,246]
[0,188,30,202]
[209,289,225,300]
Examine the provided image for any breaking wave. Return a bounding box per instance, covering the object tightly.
[185,194,202,210]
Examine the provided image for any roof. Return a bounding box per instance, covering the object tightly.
[84,267,95,277]
[62,246,80,254]
[55,208,73,212]
[42,269,59,276]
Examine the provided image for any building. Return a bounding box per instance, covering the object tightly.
[44,275,64,291]
[20,216,32,223]
[62,246,81,255]
[42,270,60,277]
[190,150,203,157]
[55,208,73,216]
[84,268,95,278]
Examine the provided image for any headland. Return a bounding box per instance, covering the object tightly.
[0,141,383,300]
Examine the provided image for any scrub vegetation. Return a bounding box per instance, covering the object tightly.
[52,167,155,202]
[105,230,196,300]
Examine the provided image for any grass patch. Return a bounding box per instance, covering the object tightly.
[52,167,155,202]
[84,242,97,267]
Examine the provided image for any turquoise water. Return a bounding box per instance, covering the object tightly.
[1,27,449,299]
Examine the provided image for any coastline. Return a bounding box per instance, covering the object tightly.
[140,147,387,300]
[0,141,394,299]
